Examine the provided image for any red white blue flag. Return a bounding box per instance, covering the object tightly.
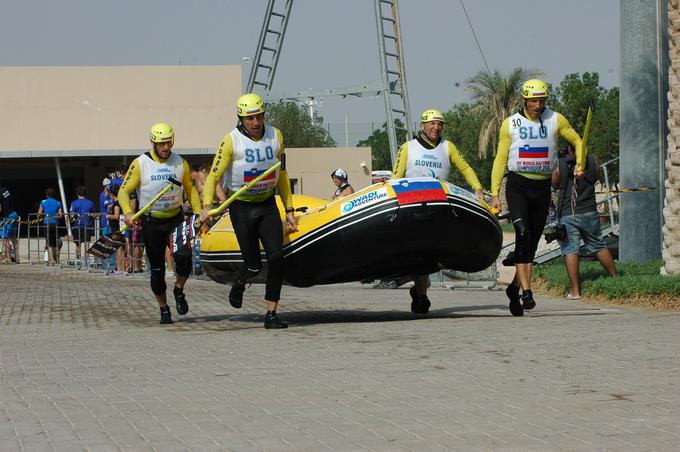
[388,178,447,205]
[519,144,549,159]
[243,168,276,182]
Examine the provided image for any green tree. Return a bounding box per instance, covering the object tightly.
[265,102,336,148]
[356,119,408,171]
[465,67,541,158]
[550,72,620,166]
[442,103,493,188]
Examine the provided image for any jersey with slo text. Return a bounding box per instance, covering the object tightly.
[404,138,450,179]
[223,126,281,195]
[137,152,185,213]
[507,108,558,175]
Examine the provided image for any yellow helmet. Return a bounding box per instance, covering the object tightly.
[149,123,175,143]
[521,79,549,99]
[236,93,265,117]
[420,109,445,123]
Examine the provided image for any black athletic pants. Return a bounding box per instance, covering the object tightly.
[141,213,191,296]
[229,196,283,302]
[506,172,552,264]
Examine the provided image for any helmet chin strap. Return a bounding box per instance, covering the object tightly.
[236,118,265,140]
[236,115,252,139]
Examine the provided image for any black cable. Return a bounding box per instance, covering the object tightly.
[459,0,492,77]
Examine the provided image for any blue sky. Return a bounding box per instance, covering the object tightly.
[1,0,620,142]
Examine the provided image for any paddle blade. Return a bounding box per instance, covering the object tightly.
[170,215,199,255]
[87,232,125,259]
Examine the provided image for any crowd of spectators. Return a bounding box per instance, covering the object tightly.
[0,163,213,275]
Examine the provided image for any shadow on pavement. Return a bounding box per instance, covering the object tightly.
[177,305,509,328]
[168,302,620,331]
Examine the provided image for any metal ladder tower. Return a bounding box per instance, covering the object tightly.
[247,0,413,166]
[246,0,294,93]
[374,0,413,165]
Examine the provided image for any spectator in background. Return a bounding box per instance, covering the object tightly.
[0,183,19,264]
[38,187,63,266]
[99,178,112,234]
[330,168,355,200]
[129,218,145,273]
[192,163,227,204]
[111,165,140,273]
[70,185,95,266]
[99,177,116,271]
[106,184,125,276]
[110,166,126,190]
[552,145,617,299]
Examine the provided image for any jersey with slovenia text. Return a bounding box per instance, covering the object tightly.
[507,108,558,175]
[404,138,450,179]
[137,152,185,213]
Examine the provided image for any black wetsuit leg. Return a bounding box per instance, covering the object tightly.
[257,203,284,302]
[229,196,284,301]
[141,214,184,295]
[506,172,551,264]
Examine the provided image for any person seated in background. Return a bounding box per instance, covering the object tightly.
[551,145,616,299]
[330,168,355,200]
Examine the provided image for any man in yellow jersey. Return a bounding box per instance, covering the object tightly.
[392,108,484,314]
[201,93,298,329]
[489,79,584,316]
[119,123,201,325]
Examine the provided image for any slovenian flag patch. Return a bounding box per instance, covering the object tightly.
[389,178,447,205]
[518,144,549,159]
[244,167,276,182]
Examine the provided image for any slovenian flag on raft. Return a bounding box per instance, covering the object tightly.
[244,167,277,182]
[388,178,447,206]
[519,144,549,159]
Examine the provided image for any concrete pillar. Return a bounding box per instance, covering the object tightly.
[619,0,669,261]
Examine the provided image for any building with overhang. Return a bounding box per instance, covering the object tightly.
[0,65,371,218]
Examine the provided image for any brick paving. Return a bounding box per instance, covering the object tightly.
[1,263,679,451]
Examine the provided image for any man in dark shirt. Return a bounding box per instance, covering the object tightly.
[70,185,95,264]
[0,184,19,263]
[551,146,617,299]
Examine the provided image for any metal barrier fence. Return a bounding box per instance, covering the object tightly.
[26,212,103,271]
[21,212,204,279]
[438,262,499,291]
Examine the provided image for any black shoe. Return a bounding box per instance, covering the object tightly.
[264,311,288,329]
[418,295,431,314]
[409,286,419,312]
[160,306,173,324]
[410,287,431,314]
[509,297,524,316]
[174,286,189,315]
[522,289,536,310]
[505,283,519,303]
[229,280,246,309]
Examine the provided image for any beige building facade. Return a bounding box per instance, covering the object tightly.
[0,65,373,217]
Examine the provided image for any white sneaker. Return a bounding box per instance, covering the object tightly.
[165,271,175,278]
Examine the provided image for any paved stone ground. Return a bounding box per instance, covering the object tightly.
[1,264,679,451]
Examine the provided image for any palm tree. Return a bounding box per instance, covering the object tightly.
[465,68,541,158]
